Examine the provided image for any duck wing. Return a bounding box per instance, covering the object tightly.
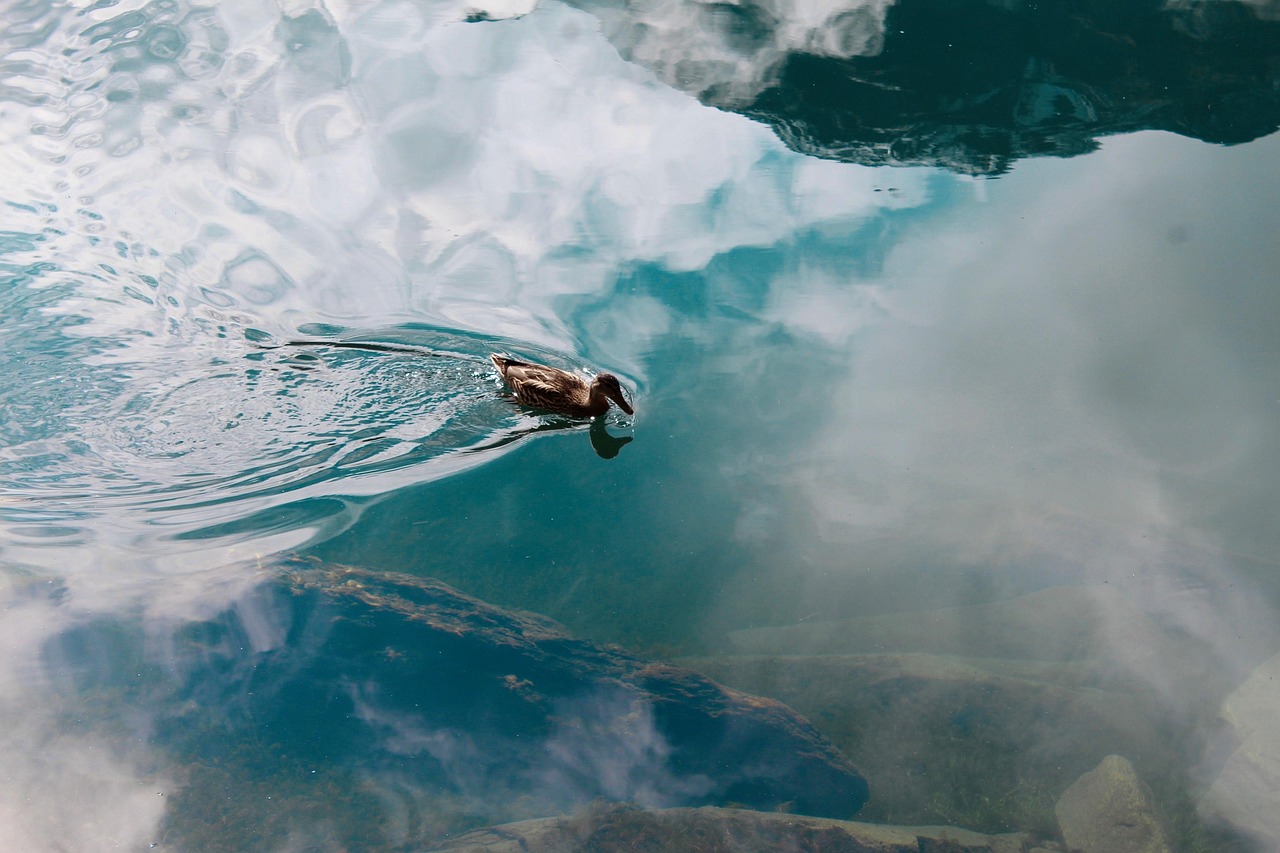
[508,370,570,398]
[489,354,529,373]
[491,354,589,409]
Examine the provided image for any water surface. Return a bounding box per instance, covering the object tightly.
[3,0,1280,849]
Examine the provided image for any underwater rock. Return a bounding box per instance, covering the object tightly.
[686,581,1236,844]
[145,558,867,831]
[426,802,1057,852]
[1199,652,1280,849]
[681,651,1183,835]
[726,585,1190,668]
[1054,755,1172,853]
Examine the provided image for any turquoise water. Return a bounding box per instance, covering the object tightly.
[4,0,1280,849]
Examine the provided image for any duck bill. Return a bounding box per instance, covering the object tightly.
[610,390,634,416]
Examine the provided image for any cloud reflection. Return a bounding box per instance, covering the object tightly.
[4,0,1279,846]
[580,0,894,107]
[769,131,1280,698]
[0,578,170,851]
[3,0,922,357]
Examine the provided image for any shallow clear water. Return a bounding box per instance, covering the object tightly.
[3,0,1280,849]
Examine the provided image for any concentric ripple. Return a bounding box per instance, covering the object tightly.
[0,316,635,553]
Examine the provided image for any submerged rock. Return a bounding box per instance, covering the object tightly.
[48,558,866,846]
[685,652,1171,836]
[427,803,1059,853]
[684,581,1250,847]
[1054,755,1172,853]
[727,585,1192,670]
[1199,652,1280,849]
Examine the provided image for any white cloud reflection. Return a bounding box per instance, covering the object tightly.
[756,130,1280,802]
[0,715,169,851]
[2,0,920,361]
[0,578,170,851]
[795,129,1280,572]
[582,0,895,107]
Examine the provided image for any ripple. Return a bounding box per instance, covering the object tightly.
[0,202,636,557]
[0,322,633,551]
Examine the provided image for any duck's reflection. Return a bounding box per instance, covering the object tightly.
[589,417,633,459]
[504,414,634,459]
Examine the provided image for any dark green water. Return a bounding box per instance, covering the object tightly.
[3,0,1280,849]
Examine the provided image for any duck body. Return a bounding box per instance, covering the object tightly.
[490,354,633,418]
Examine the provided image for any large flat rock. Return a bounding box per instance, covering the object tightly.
[427,803,1058,853]
[42,558,867,847]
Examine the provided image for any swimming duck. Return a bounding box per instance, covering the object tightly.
[490,354,633,418]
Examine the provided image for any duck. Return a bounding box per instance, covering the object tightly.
[490,354,634,418]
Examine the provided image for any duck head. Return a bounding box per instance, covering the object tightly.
[592,373,634,415]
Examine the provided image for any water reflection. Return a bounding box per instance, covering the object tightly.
[583,0,1280,173]
[2,0,1280,849]
[589,419,633,458]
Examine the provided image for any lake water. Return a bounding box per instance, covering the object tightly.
[3,0,1280,849]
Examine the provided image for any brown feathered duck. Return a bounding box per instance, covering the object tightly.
[490,354,633,418]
